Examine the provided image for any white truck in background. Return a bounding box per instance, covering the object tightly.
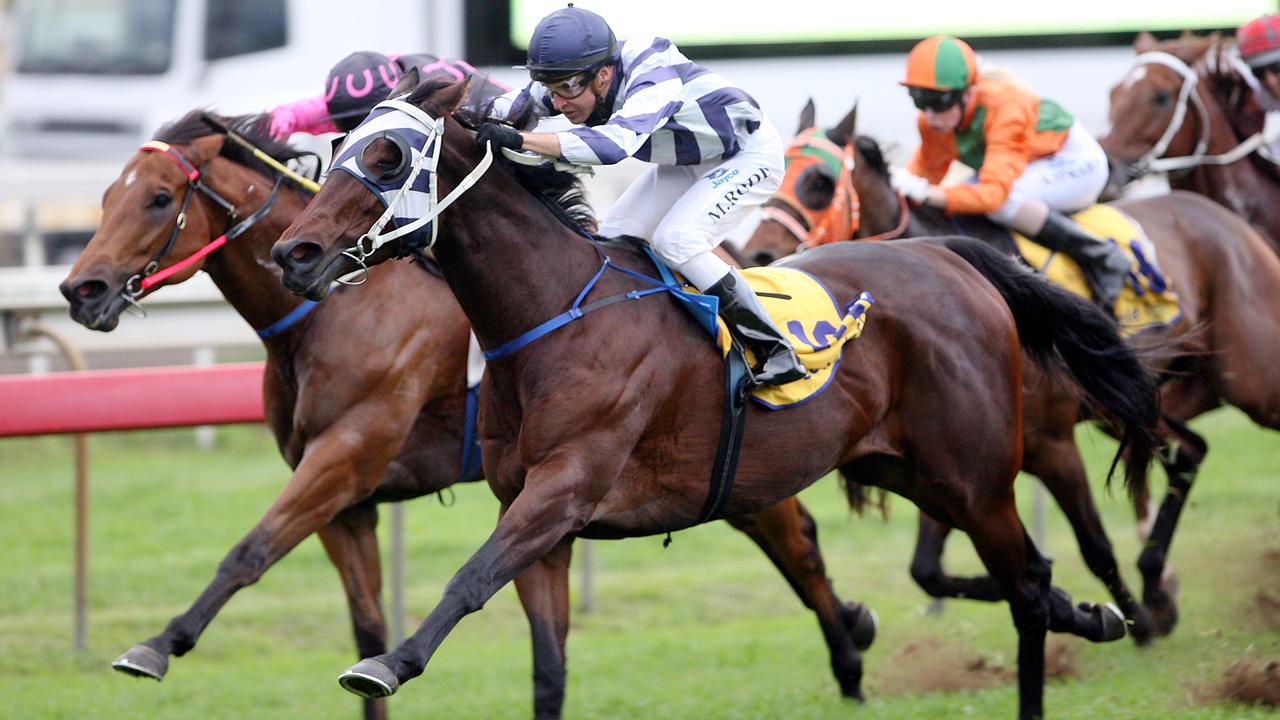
[1,0,468,161]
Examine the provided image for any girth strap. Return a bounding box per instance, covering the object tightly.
[696,350,750,524]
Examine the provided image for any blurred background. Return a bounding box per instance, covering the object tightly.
[0,0,1271,374]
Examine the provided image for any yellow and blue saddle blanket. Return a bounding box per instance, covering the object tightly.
[1013,205,1181,336]
[686,269,873,409]
[647,251,875,409]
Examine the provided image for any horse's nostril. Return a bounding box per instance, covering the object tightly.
[751,253,774,266]
[75,280,107,301]
[289,243,318,264]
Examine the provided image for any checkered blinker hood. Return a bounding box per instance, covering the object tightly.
[329,101,441,251]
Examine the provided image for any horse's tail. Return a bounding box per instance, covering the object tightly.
[932,236,1159,502]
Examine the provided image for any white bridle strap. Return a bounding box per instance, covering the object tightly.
[1131,51,1270,173]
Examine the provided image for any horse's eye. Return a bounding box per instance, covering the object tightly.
[1153,89,1172,107]
[151,193,172,209]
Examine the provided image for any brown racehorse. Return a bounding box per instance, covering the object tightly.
[270,75,1158,720]
[744,102,1166,643]
[749,103,1280,646]
[58,111,882,719]
[1098,31,1280,255]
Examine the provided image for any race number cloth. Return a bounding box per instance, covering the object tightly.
[1014,205,1181,335]
[673,266,873,409]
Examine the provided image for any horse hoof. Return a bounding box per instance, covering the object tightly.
[339,659,400,698]
[1090,602,1128,642]
[842,602,878,651]
[1148,595,1180,637]
[111,644,168,680]
[1126,606,1156,647]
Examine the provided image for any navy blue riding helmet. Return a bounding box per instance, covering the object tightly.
[521,5,618,82]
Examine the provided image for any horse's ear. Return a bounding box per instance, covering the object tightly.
[391,66,421,99]
[426,79,471,115]
[185,134,226,166]
[797,98,816,134]
[1134,31,1158,53]
[830,102,858,146]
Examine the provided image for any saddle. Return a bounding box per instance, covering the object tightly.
[951,206,1182,334]
[1011,205,1182,335]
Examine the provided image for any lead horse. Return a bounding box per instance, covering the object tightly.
[749,102,1280,647]
[59,111,878,719]
[270,75,1157,719]
[1098,31,1280,254]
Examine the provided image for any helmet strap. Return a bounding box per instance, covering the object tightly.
[585,63,619,126]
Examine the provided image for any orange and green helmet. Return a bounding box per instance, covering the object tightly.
[902,35,978,91]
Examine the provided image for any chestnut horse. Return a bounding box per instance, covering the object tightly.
[1098,31,1280,254]
[748,103,1280,646]
[271,76,1158,719]
[58,111,881,719]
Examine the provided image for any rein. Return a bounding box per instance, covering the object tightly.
[761,128,859,249]
[1126,51,1273,176]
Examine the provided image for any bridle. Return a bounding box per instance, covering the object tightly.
[122,140,282,315]
[329,97,495,283]
[761,128,859,250]
[1124,50,1273,176]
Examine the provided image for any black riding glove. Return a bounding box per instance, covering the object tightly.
[476,123,524,151]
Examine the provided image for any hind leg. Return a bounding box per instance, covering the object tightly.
[1138,410,1209,637]
[959,492,1126,720]
[908,513,1004,601]
[725,498,875,701]
[1024,437,1154,644]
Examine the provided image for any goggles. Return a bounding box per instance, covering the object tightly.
[1250,60,1280,80]
[908,87,963,113]
[541,71,597,100]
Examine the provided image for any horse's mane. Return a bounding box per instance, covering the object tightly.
[154,109,313,194]
[431,81,597,235]
[853,134,890,182]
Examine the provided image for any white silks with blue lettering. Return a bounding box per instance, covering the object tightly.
[328,97,494,259]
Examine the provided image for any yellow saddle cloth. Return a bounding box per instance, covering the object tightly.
[700,267,874,409]
[1013,205,1181,336]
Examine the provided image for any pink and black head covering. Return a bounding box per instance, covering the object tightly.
[325,51,404,131]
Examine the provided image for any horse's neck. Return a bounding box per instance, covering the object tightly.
[433,166,613,355]
[1178,84,1280,248]
[859,176,907,237]
[198,170,313,338]
[906,204,960,237]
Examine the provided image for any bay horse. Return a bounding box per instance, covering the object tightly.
[57,110,881,719]
[749,102,1280,646]
[1098,31,1280,255]
[270,75,1158,719]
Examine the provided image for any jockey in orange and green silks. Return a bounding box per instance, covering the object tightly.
[892,34,1131,313]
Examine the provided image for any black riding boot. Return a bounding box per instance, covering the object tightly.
[1034,210,1130,313]
[704,268,807,387]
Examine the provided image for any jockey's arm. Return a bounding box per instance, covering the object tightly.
[518,131,562,158]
